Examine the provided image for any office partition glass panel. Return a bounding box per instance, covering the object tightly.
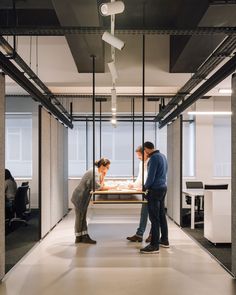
[5,114,32,177]
[183,120,195,177]
[100,122,133,177]
[68,121,87,176]
[68,120,168,177]
[213,116,231,177]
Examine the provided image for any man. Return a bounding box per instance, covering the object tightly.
[126,145,150,242]
[140,141,169,254]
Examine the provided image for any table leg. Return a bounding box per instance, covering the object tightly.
[191,195,195,229]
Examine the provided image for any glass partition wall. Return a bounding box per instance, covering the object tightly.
[5,97,40,273]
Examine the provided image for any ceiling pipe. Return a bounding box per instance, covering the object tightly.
[158,52,236,129]
[0,36,71,121]
[0,26,236,36]
[0,51,73,128]
[155,35,236,122]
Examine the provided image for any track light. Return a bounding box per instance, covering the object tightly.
[100,1,125,16]
[102,31,125,50]
[111,88,117,111]
[108,60,118,82]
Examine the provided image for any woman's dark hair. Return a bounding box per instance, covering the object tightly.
[95,158,111,168]
[5,169,14,181]
[144,141,154,149]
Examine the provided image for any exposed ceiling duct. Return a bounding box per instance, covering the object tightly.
[155,34,236,122]
[159,53,236,128]
[0,36,73,128]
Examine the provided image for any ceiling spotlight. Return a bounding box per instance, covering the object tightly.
[100,1,125,16]
[111,88,117,111]
[111,118,117,124]
[108,60,118,82]
[102,31,125,50]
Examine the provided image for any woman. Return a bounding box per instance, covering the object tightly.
[71,158,111,244]
[5,169,17,203]
[5,169,17,219]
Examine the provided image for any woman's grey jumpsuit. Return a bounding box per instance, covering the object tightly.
[71,168,100,237]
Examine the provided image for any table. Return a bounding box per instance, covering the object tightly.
[182,189,204,229]
[91,189,146,204]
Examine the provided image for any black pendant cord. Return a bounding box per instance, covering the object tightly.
[142,34,145,192]
[100,100,102,158]
[86,118,88,170]
[132,97,135,181]
[92,55,96,192]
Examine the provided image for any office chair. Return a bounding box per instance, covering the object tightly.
[9,185,30,226]
[185,181,204,212]
[185,181,204,227]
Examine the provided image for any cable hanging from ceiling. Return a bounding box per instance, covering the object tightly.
[100,0,125,127]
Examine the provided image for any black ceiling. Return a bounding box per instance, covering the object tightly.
[0,0,236,73]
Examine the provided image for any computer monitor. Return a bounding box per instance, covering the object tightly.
[204,184,228,190]
[186,181,203,189]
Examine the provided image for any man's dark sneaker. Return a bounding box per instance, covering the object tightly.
[75,236,82,243]
[159,240,170,248]
[145,234,151,243]
[81,234,97,244]
[127,234,143,242]
[140,244,159,254]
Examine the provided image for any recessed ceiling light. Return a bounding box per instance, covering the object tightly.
[188,111,232,115]
[218,88,232,94]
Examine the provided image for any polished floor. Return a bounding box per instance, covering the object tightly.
[1,207,236,295]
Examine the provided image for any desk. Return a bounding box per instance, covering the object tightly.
[91,189,146,204]
[182,189,204,229]
[204,190,231,243]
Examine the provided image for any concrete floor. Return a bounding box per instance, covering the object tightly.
[1,207,236,295]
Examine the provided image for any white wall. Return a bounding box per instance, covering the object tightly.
[183,96,231,189]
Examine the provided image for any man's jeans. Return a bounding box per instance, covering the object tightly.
[136,203,149,237]
[146,187,168,247]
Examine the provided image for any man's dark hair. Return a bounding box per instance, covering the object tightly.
[144,141,154,149]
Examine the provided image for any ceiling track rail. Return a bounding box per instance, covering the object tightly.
[0,26,236,36]
[0,36,71,120]
[158,53,236,129]
[155,35,236,122]
[0,51,73,128]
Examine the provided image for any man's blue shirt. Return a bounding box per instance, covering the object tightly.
[144,150,168,190]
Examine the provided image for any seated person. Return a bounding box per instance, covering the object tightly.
[5,169,17,218]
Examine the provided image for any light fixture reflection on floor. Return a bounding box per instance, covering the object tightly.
[100,1,125,16]
[102,31,125,50]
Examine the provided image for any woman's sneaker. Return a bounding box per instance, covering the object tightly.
[127,234,143,242]
[140,244,159,254]
[81,234,97,244]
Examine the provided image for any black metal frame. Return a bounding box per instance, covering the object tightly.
[1,26,236,36]
[0,51,73,128]
[159,52,236,128]
[155,35,236,124]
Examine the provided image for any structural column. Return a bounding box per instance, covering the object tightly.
[231,73,236,276]
[0,73,5,280]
